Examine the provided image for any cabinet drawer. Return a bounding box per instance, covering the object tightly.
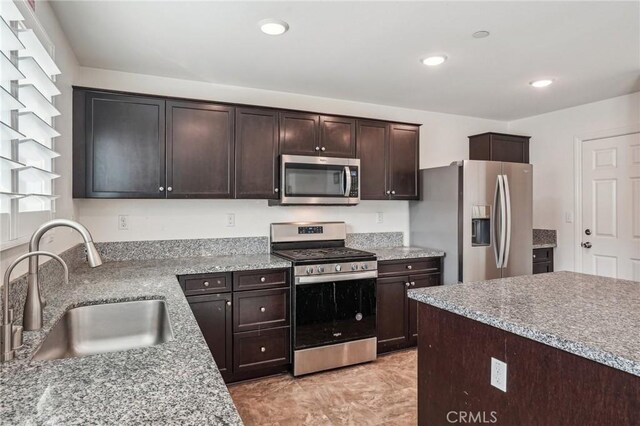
[234,326,290,373]
[180,273,231,296]
[233,268,289,291]
[533,248,553,263]
[233,288,290,332]
[379,257,442,276]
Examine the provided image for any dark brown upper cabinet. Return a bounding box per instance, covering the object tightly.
[279,111,356,157]
[357,120,389,200]
[279,111,320,156]
[235,108,279,199]
[469,132,530,163]
[73,90,166,198]
[319,115,356,157]
[166,101,234,198]
[388,124,420,200]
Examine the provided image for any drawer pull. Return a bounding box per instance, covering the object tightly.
[260,277,266,283]
[260,307,266,313]
[406,265,412,270]
[226,301,231,306]
[260,346,266,353]
[203,281,210,287]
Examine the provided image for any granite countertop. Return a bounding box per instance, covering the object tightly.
[408,271,640,377]
[1,253,290,425]
[533,229,557,249]
[368,246,445,261]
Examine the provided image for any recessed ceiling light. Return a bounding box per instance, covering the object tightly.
[529,79,554,88]
[421,55,447,66]
[259,19,289,36]
[473,31,490,39]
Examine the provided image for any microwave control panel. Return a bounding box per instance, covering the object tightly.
[349,168,359,197]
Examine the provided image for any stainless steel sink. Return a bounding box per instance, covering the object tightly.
[33,300,173,361]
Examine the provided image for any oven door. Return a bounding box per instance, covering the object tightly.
[294,275,376,350]
[280,155,360,205]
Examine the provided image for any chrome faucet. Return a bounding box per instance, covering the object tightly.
[24,219,103,331]
[2,251,68,362]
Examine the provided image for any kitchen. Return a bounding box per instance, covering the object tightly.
[1,1,639,425]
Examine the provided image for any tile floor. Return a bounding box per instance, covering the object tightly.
[228,349,417,426]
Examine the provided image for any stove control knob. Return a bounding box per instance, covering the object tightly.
[306,267,314,275]
[318,266,325,273]
[335,264,342,272]
[361,263,369,270]
[351,263,358,271]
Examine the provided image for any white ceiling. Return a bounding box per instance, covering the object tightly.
[51,1,640,120]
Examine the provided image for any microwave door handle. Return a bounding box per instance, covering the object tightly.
[344,166,351,197]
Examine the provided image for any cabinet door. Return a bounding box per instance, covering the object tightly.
[166,101,234,198]
[491,134,529,163]
[84,91,165,198]
[235,108,279,199]
[319,115,356,157]
[388,124,419,200]
[408,273,442,345]
[377,275,410,353]
[187,293,232,381]
[279,112,320,155]
[356,120,389,200]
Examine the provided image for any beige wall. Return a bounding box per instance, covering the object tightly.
[509,92,640,271]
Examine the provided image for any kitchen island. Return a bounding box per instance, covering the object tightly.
[408,271,640,425]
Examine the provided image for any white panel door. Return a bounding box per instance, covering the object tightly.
[582,133,640,280]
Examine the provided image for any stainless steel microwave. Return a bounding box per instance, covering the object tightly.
[274,155,360,205]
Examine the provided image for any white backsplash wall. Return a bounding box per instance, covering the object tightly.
[77,199,410,244]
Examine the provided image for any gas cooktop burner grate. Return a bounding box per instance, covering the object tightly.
[273,247,374,262]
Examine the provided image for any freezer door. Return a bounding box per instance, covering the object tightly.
[500,162,533,277]
[461,161,503,282]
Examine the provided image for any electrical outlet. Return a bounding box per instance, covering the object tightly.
[226,213,235,227]
[565,211,574,223]
[490,357,507,392]
[118,215,129,231]
[376,212,384,224]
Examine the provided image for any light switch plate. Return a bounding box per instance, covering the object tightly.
[376,212,384,224]
[118,215,129,231]
[490,357,507,392]
[226,213,235,227]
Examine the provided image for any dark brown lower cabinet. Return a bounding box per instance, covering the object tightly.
[532,247,554,274]
[181,268,291,383]
[187,293,232,381]
[376,257,443,354]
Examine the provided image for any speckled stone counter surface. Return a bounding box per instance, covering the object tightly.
[368,246,445,261]
[533,228,557,249]
[408,271,640,377]
[1,253,289,425]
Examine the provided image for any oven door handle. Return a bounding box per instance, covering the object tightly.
[343,166,351,197]
[295,270,378,285]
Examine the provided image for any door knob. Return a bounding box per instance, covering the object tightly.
[585,229,591,235]
[581,242,592,249]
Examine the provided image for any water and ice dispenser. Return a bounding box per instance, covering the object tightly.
[471,205,491,246]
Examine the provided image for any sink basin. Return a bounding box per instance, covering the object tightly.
[33,300,174,361]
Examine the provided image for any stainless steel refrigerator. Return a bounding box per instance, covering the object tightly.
[410,160,532,284]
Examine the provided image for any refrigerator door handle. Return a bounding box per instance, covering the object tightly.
[502,174,512,268]
[493,175,506,268]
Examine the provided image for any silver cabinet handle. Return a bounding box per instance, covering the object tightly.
[321,147,326,151]
[159,186,164,191]
[260,346,266,353]
[260,306,266,312]
[260,277,266,283]
[407,265,412,270]
[274,188,279,193]
[533,254,537,258]
[386,190,391,195]
[315,146,320,151]
[167,186,173,192]
[203,281,210,287]
[226,301,231,306]
[391,190,396,195]
[411,281,415,286]
[405,282,410,287]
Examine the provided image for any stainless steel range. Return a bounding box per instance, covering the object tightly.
[271,222,377,376]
